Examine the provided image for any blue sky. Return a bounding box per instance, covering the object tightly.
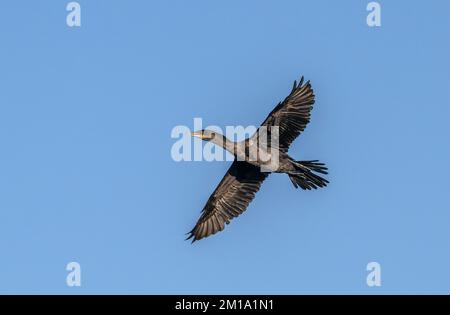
[0,0,449,294]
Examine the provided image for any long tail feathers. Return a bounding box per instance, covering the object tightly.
[289,160,329,190]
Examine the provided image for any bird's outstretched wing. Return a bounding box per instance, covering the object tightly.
[186,161,268,242]
[259,77,315,152]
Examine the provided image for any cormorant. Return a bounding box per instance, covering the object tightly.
[187,77,328,242]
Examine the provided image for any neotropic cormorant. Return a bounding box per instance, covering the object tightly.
[187,77,328,242]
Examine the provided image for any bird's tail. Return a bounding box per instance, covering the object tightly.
[288,160,329,190]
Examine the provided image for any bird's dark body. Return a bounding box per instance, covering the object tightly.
[187,77,328,242]
[239,140,294,173]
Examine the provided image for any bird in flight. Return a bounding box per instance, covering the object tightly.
[187,76,328,242]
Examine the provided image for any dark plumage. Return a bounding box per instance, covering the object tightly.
[187,77,328,242]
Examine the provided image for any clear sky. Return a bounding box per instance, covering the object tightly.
[0,0,449,294]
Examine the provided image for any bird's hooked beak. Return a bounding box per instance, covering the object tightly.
[191,130,213,140]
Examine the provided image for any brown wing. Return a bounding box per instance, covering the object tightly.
[186,161,268,242]
[260,77,315,152]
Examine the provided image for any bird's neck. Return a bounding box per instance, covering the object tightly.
[211,135,237,156]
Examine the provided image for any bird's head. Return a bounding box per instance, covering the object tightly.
[191,129,218,141]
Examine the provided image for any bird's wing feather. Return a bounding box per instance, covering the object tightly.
[259,77,315,151]
[186,161,268,242]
